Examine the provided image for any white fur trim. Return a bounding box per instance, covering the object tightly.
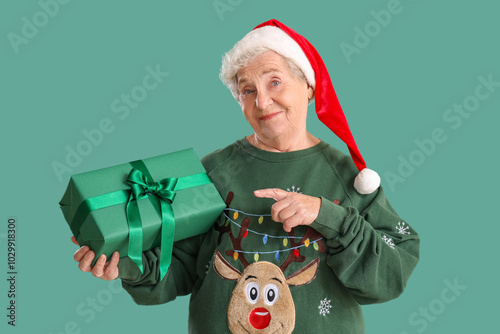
[353,168,381,195]
[225,26,315,100]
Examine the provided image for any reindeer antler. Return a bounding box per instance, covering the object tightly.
[215,191,250,268]
[280,227,325,272]
[225,217,250,268]
[214,192,234,245]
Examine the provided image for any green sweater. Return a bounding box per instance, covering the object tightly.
[118,138,420,333]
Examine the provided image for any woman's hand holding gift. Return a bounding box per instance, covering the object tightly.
[71,236,120,281]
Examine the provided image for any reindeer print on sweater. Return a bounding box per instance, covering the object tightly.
[214,191,326,334]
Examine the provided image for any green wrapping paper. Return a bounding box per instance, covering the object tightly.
[59,148,226,279]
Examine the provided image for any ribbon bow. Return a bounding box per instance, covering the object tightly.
[127,168,178,203]
[126,168,178,279]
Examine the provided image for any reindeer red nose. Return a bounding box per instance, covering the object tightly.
[249,307,271,329]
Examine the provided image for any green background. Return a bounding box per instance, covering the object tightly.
[1,0,498,333]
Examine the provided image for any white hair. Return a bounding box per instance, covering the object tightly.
[219,26,315,104]
[220,47,309,101]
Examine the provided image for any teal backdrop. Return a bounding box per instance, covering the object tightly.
[1,1,498,333]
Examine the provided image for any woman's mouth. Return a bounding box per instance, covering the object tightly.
[259,112,281,121]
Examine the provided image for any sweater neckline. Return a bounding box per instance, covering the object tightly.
[235,137,329,162]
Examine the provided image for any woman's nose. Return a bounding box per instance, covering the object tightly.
[256,89,273,110]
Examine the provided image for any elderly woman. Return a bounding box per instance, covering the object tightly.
[72,19,419,333]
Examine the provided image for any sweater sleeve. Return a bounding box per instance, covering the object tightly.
[117,233,205,305]
[309,186,419,305]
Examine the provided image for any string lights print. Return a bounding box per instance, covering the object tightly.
[215,191,326,269]
[224,209,322,261]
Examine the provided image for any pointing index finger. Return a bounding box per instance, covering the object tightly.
[254,188,289,201]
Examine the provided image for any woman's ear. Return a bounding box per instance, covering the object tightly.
[307,85,314,100]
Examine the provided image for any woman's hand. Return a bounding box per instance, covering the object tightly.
[254,188,321,232]
[71,236,120,280]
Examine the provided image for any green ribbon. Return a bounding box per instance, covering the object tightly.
[70,162,211,280]
[126,166,178,279]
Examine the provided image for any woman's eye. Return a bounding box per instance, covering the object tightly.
[271,81,280,86]
[243,89,254,95]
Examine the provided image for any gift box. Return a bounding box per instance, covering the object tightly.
[59,148,226,279]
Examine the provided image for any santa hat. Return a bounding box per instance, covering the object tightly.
[221,19,380,195]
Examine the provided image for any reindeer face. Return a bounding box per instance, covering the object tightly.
[214,251,319,334]
[228,261,295,333]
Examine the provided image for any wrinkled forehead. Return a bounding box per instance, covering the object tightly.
[237,68,281,87]
[237,51,289,85]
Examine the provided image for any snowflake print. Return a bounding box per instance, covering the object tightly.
[205,260,211,275]
[286,185,302,193]
[318,298,332,316]
[382,235,395,249]
[396,222,410,235]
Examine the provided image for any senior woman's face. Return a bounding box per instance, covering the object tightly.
[236,51,313,142]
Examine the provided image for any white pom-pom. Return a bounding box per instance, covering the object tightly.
[354,168,381,195]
